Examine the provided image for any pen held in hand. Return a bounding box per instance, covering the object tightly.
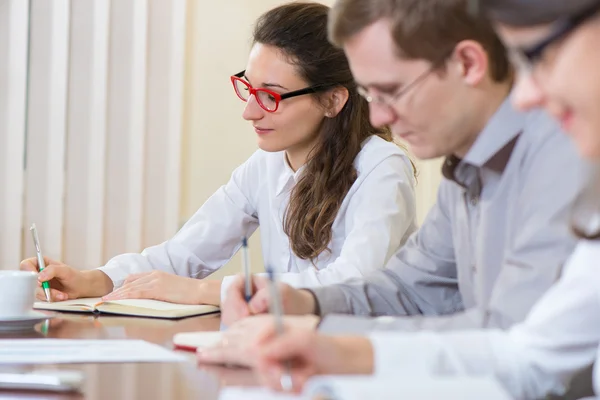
[266,266,293,391]
[242,237,252,302]
[29,223,52,302]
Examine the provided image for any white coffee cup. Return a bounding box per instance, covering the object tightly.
[0,271,37,319]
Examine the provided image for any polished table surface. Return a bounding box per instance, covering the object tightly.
[0,312,259,399]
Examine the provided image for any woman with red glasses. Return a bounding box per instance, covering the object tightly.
[20,3,417,308]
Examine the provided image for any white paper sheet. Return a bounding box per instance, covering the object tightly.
[219,387,302,400]
[303,375,513,400]
[173,331,224,350]
[0,339,186,364]
[219,376,512,400]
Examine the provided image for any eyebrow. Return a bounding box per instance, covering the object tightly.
[244,74,289,91]
[358,81,402,93]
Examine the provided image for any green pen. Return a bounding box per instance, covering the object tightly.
[30,223,52,302]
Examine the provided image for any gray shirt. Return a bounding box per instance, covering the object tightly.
[312,99,590,333]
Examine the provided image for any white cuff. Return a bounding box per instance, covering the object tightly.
[97,264,125,289]
[368,332,445,377]
[220,275,237,304]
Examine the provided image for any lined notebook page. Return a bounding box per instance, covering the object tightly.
[58,298,102,306]
[107,299,212,310]
[34,297,102,309]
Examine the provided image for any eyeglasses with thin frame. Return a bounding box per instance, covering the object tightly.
[357,49,454,108]
[508,1,600,75]
[230,71,336,112]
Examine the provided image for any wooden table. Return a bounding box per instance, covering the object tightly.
[0,312,259,399]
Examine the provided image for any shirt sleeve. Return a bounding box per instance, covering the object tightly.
[277,153,417,288]
[310,179,459,318]
[98,154,261,288]
[481,129,586,328]
[367,241,600,400]
[314,129,587,331]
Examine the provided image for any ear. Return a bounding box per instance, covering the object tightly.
[452,40,488,86]
[324,86,349,117]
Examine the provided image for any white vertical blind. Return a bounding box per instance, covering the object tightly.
[143,0,186,246]
[103,0,148,261]
[63,0,110,268]
[1,0,185,270]
[0,0,29,268]
[24,0,70,260]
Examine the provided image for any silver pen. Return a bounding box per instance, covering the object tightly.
[241,237,252,302]
[266,266,293,391]
[29,223,51,302]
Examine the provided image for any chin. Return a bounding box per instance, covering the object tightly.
[410,146,443,161]
[257,139,287,153]
[577,146,600,160]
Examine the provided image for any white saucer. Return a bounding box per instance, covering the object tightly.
[0,311,52,332]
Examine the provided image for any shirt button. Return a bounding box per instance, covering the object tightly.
[470,195,479,206]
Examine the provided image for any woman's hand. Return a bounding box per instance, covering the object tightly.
[102,271,221,305]
[20,257,112,301]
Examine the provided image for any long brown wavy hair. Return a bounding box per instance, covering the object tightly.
[253,2,412,261]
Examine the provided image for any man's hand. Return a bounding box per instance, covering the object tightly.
[221,274,318,326]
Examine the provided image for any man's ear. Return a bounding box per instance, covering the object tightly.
[453,39,488,86]
[324,86,349,117]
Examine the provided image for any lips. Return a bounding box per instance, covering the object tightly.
[396,131,414,140]
[254,127,273,135]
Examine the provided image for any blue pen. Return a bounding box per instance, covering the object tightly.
[242,237,252,302]
[266,266,293,391]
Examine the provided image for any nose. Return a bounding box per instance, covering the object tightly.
[512,73,546,112]
[242,94,265,121]
[368,102,398,128]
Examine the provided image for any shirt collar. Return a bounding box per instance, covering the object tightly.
[275,153,306,197]
[442,97,525,184]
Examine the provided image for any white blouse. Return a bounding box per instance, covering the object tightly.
[368,239,600,400]
[98,135,417,300]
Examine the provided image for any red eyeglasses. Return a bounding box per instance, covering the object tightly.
[230,70,335,112]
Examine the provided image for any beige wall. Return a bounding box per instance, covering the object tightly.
[414,158,444,223]
[181,0,442,278]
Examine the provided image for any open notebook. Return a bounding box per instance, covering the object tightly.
[34,298,219,319]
